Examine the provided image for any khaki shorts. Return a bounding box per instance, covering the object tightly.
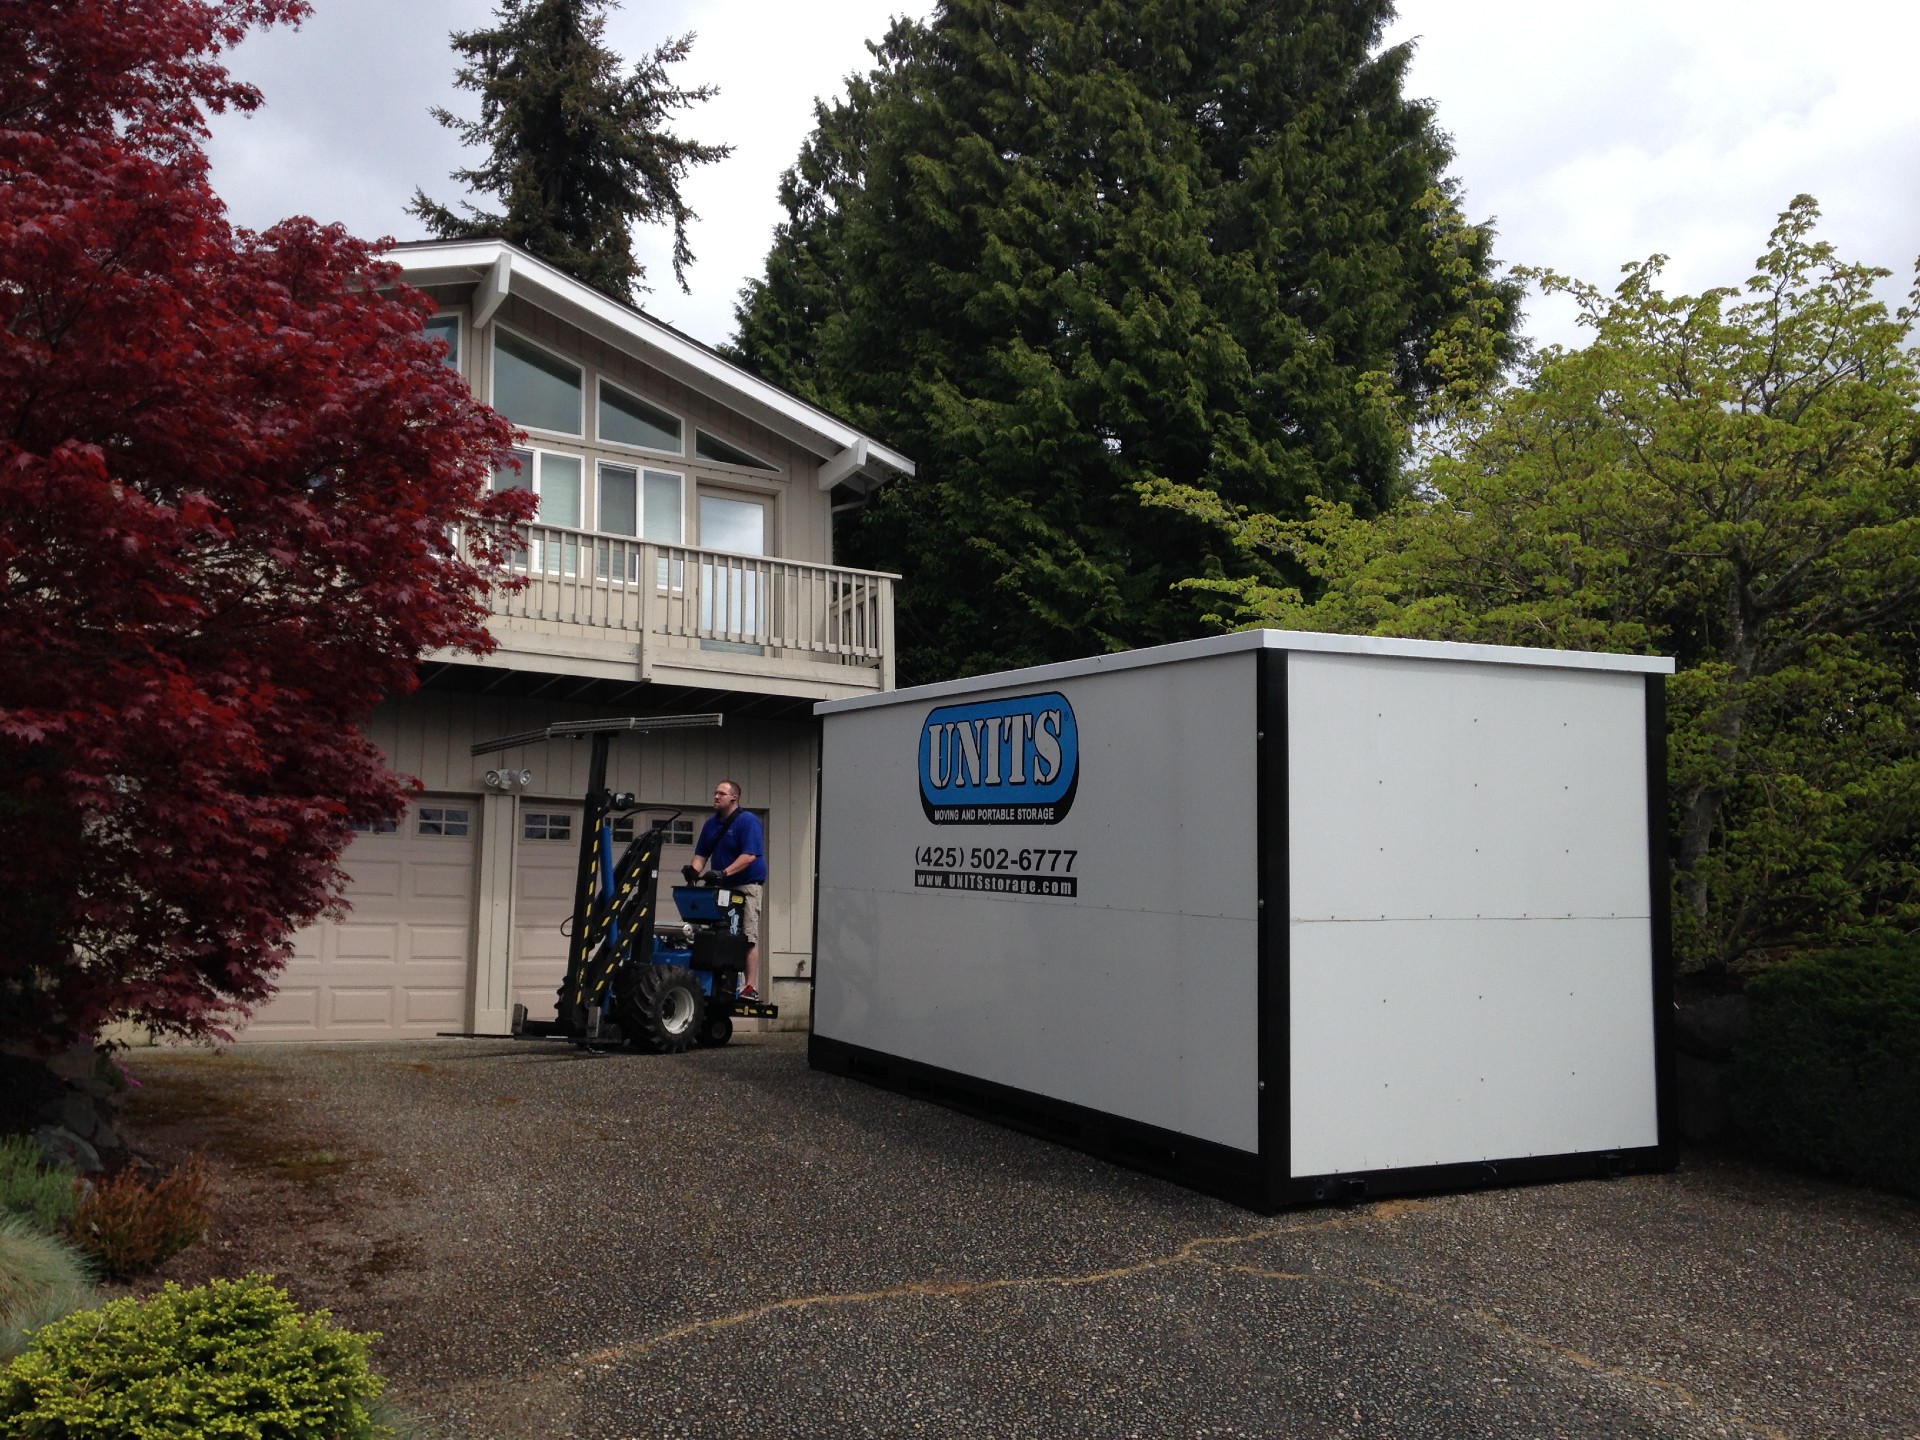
[734,883,762,946]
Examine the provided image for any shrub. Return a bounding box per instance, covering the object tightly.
[0,1215,94,1363]
[0,1138,78,1235]
[0,1275,391,1439]
[1730,938,1920,1196]
[65,1159,210,1280]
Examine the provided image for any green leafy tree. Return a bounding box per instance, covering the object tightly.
[1160,198,1920,971]
[732,0,1517,684]
[411,0,730,301]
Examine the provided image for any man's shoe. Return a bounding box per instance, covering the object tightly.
[736,985,760,1004]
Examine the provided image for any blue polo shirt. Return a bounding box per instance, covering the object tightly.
[696,808,767,885]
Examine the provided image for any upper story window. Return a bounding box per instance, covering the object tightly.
[694,429,777,472]
[494,447,582,529]
[494,328,583,436]
[424,314,460,370]
[599,380,682,454]
[597,462,682,544]
[598,463,685,588]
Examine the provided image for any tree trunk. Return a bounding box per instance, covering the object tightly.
[1676,569,1761,964]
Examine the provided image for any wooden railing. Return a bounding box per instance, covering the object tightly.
[474,522,897,682]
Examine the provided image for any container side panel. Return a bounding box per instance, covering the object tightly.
[817,898,1257,1147]
[815,654,1261,1152]
[1286,652,1658,1175]
[1288,918,1658,1173]
[1288,654,1651,923]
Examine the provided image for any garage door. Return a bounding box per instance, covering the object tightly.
[511,805,579,1023]
[245,800,477,1040]
[511,807,702,1023]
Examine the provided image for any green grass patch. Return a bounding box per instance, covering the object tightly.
[0,1138,78,1236]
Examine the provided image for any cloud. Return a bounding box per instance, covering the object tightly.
[207,0,1920,353]
[1386,0,1920,347]
[206,0,930,343]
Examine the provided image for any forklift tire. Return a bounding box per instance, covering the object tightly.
[621,965,705,1055]
[695,1012,733,1048]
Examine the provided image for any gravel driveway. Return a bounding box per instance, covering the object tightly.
[120,1033,1919,1440]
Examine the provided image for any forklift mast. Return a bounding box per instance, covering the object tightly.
[470,713,777,1049]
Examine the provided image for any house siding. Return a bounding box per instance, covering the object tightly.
[213,246,902,1044]
[370,689,817,1011]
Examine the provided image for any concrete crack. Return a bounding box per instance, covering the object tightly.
[547,1194,1784,1440]
[561,1199,1434,1370]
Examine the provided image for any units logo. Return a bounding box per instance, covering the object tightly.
[919,691,1078,824]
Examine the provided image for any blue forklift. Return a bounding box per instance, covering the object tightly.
[471,716,778,1051]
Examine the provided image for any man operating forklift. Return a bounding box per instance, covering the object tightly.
[687,778,766,1003]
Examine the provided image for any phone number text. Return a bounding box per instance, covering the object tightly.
[914,846,1077,873]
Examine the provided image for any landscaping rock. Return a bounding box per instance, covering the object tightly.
[90,1120,130,1171]
[33,1124,102,1176]
[42,1042,100,1084]
[35,1093,99,1141]
[1674,993,1750,1061]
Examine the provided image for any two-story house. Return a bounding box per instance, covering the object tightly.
[240,240,910,1041]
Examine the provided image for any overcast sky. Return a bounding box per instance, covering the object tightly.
[205,0,1920,354]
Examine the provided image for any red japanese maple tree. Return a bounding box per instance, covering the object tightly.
[0,0,532,1047]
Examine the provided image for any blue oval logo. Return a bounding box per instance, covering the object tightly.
[918,692,1078,825]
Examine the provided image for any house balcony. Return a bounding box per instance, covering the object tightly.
[434,522,897,702]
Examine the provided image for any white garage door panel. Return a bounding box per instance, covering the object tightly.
[411,863,473,899]
[404,989,467,1025]
[350,860,402,898]
[246,961,335,1036]
[407,925,470,960]
[244,801,477,1041]
[328,988,395,1026]
[253,987,317,1030]
[334,924,400,960]
[513,807,580,1022]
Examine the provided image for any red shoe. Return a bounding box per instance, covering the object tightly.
[736,985,760,1004]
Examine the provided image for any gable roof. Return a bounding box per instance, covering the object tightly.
[387,239,913,497]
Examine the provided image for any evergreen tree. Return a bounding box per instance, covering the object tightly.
[411,0,729,301]
[733,0,1517,683]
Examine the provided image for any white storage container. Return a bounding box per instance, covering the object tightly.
[811,631,1675,1210]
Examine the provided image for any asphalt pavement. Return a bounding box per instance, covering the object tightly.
[124,1034,1919,1440]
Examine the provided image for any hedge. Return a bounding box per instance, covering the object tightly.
[1730,937,1920,1197]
